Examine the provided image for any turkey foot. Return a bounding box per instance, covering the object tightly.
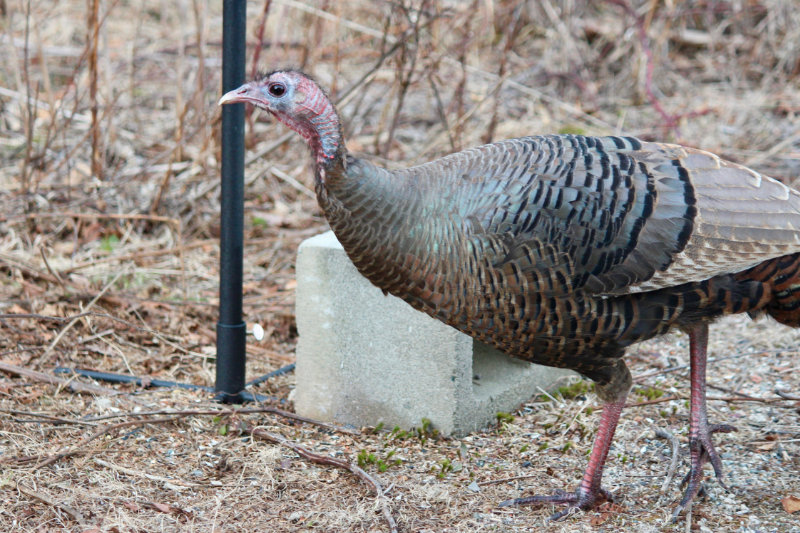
[498,396,625,520]
[672,421,736,520]
[671,323,736,520]
[499,486,612,521]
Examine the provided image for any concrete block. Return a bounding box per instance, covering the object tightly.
[294,231,575,436]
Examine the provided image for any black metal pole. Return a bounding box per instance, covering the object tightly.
[216,0,247,403]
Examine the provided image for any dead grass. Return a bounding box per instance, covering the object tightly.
[1,1,799,531]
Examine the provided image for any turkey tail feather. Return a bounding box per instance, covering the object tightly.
[738,252,800,327]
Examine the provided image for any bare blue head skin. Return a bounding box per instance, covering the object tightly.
[219,70,343,166]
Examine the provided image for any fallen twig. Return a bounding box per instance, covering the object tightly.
[59,239,212,274]
[654,428,680,505]
[626,395,681,408]
[39,270,124,364]
[707,395,779,404]
[28,416,180,469]
[80,406,360,435]
[94,458,200,488]
[707,383,761,400]
[776,390,800,401]
[478,473,543,487]
[0,408,99,426]
[634,350,790,383]
[0,310,206,358]
[626,394,787,408]
[250,425,398,533]
[2,479,86,526]
[0,211,180,227]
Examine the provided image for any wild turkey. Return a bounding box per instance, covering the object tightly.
[219,70,800,519]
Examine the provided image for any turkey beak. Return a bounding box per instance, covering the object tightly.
[218,83,262,107]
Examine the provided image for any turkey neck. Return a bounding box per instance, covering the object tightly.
[314,154,440,297]
[287,78,438,295]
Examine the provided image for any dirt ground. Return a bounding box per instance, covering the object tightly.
[1,1,799,532]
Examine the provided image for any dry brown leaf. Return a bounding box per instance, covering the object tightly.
[122,501,141,512]
[40,304,62,317]
[150,502,173,514]
[6,304,28,314]
[79,222,104,244]
[590,502,625,526]
[782,496,800,514]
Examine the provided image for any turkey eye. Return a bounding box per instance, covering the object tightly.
[268,82,286,97]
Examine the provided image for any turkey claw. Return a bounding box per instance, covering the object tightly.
[498,487,612,521]
[672,422,738,521]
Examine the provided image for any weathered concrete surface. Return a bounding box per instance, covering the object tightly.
[294,231,575,436]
